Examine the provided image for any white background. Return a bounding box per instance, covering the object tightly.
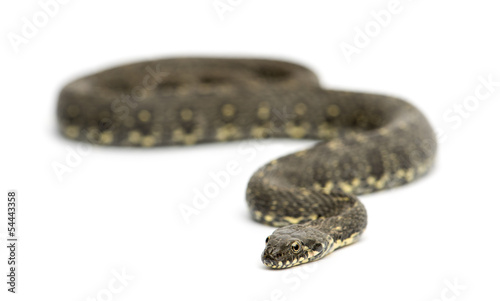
[1,0,499,300]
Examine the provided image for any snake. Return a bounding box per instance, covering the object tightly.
[57,58,437,269]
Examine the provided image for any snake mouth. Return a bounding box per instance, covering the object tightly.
[261,253,307,269]
[262,257,306,269]
[262,254,275,268]
[263,259,291,269]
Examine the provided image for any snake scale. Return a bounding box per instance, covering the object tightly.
[57,58,437,269]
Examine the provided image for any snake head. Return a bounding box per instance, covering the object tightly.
[261,225,330,269]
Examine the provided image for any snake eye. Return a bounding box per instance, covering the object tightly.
[265,236,271,244]
[291,241,301,253]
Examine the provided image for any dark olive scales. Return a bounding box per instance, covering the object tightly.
[57,58,437,269]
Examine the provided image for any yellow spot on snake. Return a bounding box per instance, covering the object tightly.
[322,181,334,194]
[375,174,390,189]
[378,128,389,135]
[353,133,367,142]
[99,131,114,144]
[294,103,307,115]
[417,163,429,175]
[141,135,156,147]
[286,122,310,138]
[283,216,304,224]
[257,103,270,120]
[405,168,415,181]
[64,126,80,138]
[327,140,343,150]
[172,128,201,145]
[85,127,99,141]
[221,104,236,117]
[300,188,311,196]
[308,250,320,257]
[264,215,274,222]
[128,131,142,144]
[180,109,193,121]
[339,182,353,194]
[333,232,361,250]
[138,110,151,122]
[216,124,241,141]
[251,125,270,138]
[318,122,339,139]
[327,105,340,117]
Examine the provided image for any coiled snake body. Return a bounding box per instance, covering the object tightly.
[57,58,437,269]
